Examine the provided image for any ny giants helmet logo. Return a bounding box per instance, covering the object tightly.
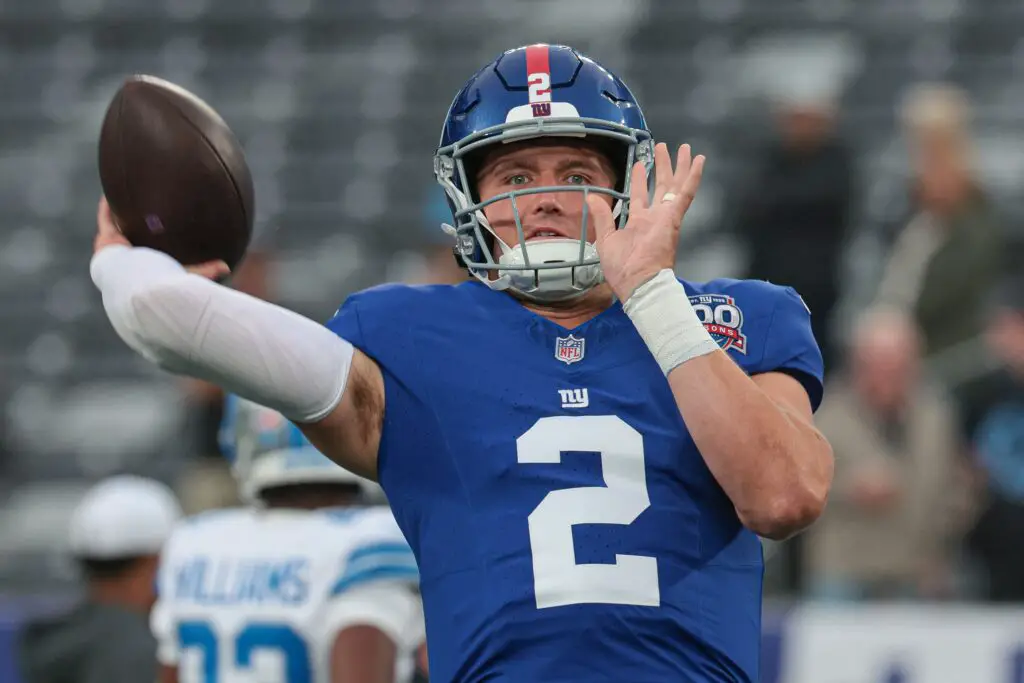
[526,44,552,117]
[689,294,747,354]
[529,73,552,117]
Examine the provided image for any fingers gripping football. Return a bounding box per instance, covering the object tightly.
[95,196,230,281]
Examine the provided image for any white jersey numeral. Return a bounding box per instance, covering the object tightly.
[516,415,659,609]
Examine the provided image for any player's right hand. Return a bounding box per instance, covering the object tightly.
[94,196,230,281]
[587,143,704,302]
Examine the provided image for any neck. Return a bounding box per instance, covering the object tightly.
[520,284,615,328]
[88,580,148,614]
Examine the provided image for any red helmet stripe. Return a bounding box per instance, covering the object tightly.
[525,44,552,104]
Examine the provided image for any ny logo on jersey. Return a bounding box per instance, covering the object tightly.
[558,388,589,409]
[554,334,585,364]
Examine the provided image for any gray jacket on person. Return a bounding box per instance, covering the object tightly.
[17,601,156,683]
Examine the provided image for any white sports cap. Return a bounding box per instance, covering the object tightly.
[68,475,183,559]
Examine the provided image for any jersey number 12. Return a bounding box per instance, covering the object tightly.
[517,415,660,609]
[178,621,310,683]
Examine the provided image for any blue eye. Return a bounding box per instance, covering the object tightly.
[508,174,530,186]
[566,174,588,185]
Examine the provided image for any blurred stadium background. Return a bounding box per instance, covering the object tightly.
[1,0,1023,680]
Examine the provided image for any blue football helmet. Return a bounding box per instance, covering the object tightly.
[219,394,368,503]
[434,44,654,303]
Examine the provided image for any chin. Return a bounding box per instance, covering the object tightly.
[512,282,612,308]
[524,235,582,243]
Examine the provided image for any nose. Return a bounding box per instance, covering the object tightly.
[529,192,565,216]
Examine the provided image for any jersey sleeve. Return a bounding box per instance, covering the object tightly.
[321,285,445,514]
[321,582,424,650]
[322,510,421,644]
[325,296,369,352]
[328,511,419,593]
[754,286,825,411]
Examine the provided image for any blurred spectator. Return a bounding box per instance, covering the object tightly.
[419,188,469,286]
[727,83,856,372]
[958,274,1024,602]
[16,475,182,683]
[873,83,1004,365]
[419,244,469,285]
[806,307,969,601]
[725,79,856,597]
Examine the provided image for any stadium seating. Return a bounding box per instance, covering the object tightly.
[0,0,1022,587]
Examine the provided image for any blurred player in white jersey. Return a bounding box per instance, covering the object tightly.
[151,396,424,683]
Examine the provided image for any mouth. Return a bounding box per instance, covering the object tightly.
[524,227,571,241]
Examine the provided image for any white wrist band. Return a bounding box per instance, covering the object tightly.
[622,269,719,375]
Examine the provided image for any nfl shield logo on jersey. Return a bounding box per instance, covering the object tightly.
[554,335,586,365]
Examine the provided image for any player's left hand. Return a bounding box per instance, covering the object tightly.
[587,142,704,302]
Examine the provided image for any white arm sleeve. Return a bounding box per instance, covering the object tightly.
[322,582,424,649]
[90,245,352,423]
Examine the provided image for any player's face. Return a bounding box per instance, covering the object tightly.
[474,140,617,249]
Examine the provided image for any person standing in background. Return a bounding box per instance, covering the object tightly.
[726,80,856,373]
[16,475,182,683]
[806,308,971,600]
[725,77,855,597]
[957,274,1024,602]
[873,83,1004,367]
[153,397,423,683]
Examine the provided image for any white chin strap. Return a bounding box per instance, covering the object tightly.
[496,238,604,303]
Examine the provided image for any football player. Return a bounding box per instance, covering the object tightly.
[94,44,833,682]
[151,396,424,683]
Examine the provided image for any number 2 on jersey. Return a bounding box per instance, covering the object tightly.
[517,415,660,609]
[178,621,310,683]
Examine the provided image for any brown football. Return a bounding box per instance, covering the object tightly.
[98,75,255,270]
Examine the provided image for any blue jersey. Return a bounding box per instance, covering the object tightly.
[327,278,823,683]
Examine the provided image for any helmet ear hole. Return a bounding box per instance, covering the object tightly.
[459,149,485,204]
[587,137,628,192]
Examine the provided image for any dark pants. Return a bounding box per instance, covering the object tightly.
[967,493,1024,602]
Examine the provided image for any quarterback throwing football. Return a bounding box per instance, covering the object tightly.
[92,44,834,682]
